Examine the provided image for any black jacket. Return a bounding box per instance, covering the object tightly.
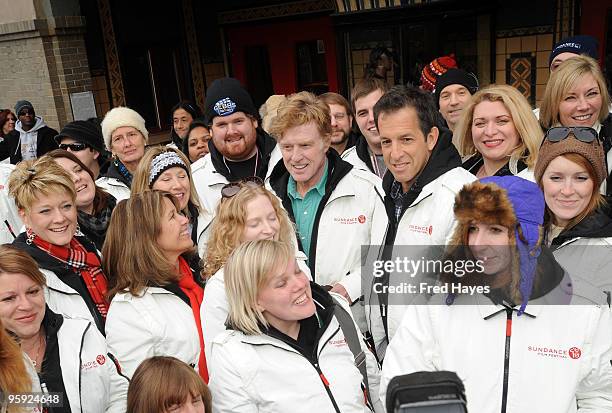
[208,128,277,182]
[382,126,462,246]
[550,197,612,247]
[6,125,59,164]
[269,149,353,274]
[100,161,131,188]
[12,233,106,334]
[461,152,528,177]
[600,114,612,197]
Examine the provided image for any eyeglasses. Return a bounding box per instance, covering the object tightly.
[221,176,264,198]
[59,142,89,152]
[543,127,599,145]
[18,109,33,116]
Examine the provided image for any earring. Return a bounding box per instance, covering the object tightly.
[26,228,35,245]
[75,222,82,236]
[112,154,119,166]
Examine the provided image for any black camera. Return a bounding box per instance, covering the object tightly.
[386,371,467,413]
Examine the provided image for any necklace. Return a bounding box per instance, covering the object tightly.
[223,147,259,177]
[23,331,45,368]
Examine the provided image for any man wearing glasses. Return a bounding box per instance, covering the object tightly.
[55,119,108,179]
[8,100,58,164]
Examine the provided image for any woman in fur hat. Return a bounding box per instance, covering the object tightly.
[535,126,612,294]
[381,175,612,412]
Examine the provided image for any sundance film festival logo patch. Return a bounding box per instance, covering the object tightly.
[213,98,237,116]
[527,345,581,360]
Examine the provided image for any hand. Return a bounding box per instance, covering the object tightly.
[330,283,352,303]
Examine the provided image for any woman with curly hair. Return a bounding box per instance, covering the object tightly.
[200,179,307,359]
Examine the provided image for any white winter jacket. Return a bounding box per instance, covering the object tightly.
[341,146,371,172]
[192,146,282,214]
[208,289,383,413]
[0,163,20,244]
[195,209,214,258]
[201,254,311,361]
[365,167,475,354]
[95,176,130,201]
[381,282,612,413]
[52,315,114,413]
[105,286,201,413]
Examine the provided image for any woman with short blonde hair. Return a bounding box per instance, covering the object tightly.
[208,239,383,413]
[127,356,212,413]
[104,191,207,412]
[454,84,542,178]
[131,146,212,257]
[8,158,109,333]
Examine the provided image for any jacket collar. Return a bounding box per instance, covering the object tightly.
[551,197,612,247]
[208,129,277,182]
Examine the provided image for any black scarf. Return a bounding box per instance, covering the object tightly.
[77,195,116,250]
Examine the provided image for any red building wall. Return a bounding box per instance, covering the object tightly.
[580,0,612,60]
[226,15,338,95]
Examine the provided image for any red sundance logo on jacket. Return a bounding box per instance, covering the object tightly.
[97,354,107,365]
[334,215,367,224]
[527,345,582,360]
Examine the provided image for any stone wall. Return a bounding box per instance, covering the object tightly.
[0,12,93,130]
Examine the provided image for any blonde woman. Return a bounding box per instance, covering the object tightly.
[538,55,612,195]
[200,180,308,359]
[8,158,109,333]
[131,146,213,257]
[454,84,542,179]
[103,191,206,412]
[208,239,383,413]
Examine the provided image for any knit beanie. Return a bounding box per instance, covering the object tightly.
[148,151,189,187]
[534,131,606,186]
[101,107,149,151]
[420,54,458,93]
[15,100,34,115]
[434,69,479,105]
[549,35,599,66]
[204,77,257,125]
[54,119,105,153]
[450,176,545,314]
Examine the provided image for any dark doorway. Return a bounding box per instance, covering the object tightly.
[296,40,329,95]
[245,45,274,110]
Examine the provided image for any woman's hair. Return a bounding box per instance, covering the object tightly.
[127,356,211,413]
[131,146,202,216]
[44,149,111,215]
[537,152,605,230]
[540,55,611,129]
[0,244,46,287]
[8,157,76,212]
[225,240,294,335]
[172,101,202,123]
[203,185,295,278]
[103,191,195,297]
[0,109,16,137]
[454,84,543,169]
[0,319,32,412]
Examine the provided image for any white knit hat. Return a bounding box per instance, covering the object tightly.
[101,106,149,150]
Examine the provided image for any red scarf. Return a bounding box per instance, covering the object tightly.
[31,232,109,318]
[178,257,208,382]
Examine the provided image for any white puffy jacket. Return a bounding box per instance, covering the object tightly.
[192,146,282,214]
[365,167,475,355]
[105,287,201,413]
[0,163,20,244]
[195,209,213,258]
[95,176,130,201]
[201,254,311,361]
[53,315,114,413]
[208,288,383,413]
[381,283,612,413]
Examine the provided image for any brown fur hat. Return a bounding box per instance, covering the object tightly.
[449,180,518,246]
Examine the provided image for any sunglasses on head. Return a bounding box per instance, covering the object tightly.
[543,127,599,145]
[59,142,89,152]
[221,176,264,198]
